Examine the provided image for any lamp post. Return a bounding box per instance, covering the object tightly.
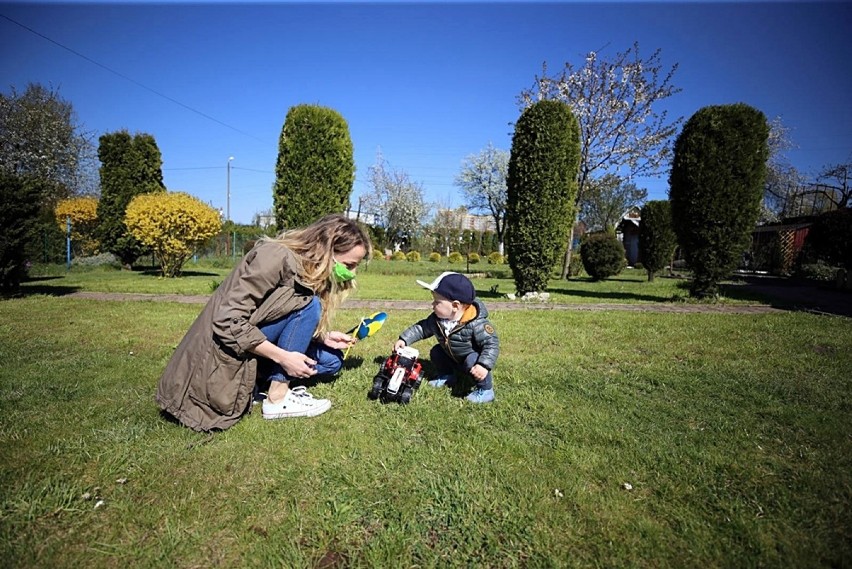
[226,156,234,221]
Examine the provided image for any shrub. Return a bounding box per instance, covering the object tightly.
[801,209,852,269]
[506,100,580,295]
[568,252,583,277]
[639,200,677,282]
[0,172,42,289]
[406,251,421,262]
[468,252,480,264]
[71,252,120,269]
[669,104,769,298]
[487,252,504,265]
[795,261,838,282]
[54,196,100,256]
[448,251,464,264]
[391,250,406,261]
[580,232,627,280]
[125,192,222,277]
[428,252,441,263]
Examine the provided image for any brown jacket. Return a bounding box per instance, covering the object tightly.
[156,241,314,431]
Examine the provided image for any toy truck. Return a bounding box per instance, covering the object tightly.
[368,346,423,404]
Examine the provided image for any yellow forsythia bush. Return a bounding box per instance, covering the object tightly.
[125,192,221,277]
[54,197,100,255]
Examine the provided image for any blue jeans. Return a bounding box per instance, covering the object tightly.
[258,296,344,383]
[430,343,493,390]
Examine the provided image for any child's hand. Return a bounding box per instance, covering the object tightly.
[393,339,406,353]
[470,364,488,381]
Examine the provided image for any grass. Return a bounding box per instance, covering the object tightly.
[25,259,768,305]
[1,290,850,567]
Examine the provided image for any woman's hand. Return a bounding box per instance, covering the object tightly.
[393,339,406,352]
[277,350,318,379]
[323,330,356,351]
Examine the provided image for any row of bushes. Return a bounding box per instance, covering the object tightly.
[388,251,507,264]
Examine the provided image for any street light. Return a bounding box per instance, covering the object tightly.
[226,156,234,221]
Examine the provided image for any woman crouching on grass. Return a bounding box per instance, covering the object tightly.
[156,213,371,432]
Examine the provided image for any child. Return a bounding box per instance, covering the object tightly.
[394,272,499,403]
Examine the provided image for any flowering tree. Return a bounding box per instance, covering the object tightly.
[518,42,682,277]
[0,83,98,206]
[125,192,221,277]
[455,143,509,254]
[361,152,429,252]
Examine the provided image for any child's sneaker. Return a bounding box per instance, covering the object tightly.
[428,374,456,388]
[466,387,495,404]
[262,386,331,419]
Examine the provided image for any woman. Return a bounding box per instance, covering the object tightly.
[156,213,371,432]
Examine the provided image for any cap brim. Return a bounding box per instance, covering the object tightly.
[416,271,459,291]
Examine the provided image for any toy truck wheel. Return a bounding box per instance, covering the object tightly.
[367,375,384,400]
[400,386,413,404]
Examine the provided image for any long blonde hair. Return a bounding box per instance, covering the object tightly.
[263,214,372,336]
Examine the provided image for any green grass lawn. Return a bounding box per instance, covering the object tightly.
[1,291,850,567]
[25,260,768,305]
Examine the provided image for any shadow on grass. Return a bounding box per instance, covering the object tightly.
[10,277,82,298]
[544,285,668,303]
[138,269,221,278]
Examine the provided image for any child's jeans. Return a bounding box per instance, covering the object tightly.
[258,296,344,383]
[430,343,493,390]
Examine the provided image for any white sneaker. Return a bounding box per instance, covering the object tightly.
[262,386,331,419]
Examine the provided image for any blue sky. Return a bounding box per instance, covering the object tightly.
[2,1,850,225]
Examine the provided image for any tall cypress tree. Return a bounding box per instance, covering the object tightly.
[506,100,580,295]
[669,104,769,297]
[639,200,677,281]
[96,130,165,268]
[273,105,354,229]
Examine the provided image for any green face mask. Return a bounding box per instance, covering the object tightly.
[333,261,356,283]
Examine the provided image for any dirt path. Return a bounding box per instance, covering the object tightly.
[59,275,852,318]
[64,291,789,314]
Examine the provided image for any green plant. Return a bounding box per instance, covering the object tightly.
[0,172,43,289]
[428,252,441,263]
[406,251,421,262]
[580,231,627,280]
[801,208,852,269]
[795,261,838,282]
[639,200,677,281]
[506,99,580,295]
[568,251,583,277]
[488,252,504,265]
[448,251,464,264]
[391,250,406,261]
[669,104,769,298]
[468,252,480,264]
[70,252,120,269]
[96,130,166,268]
[272,104,354,229]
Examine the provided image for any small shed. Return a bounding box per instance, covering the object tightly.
[615,207,642,266]
[750,217,813,272]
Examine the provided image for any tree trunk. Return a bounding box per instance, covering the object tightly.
[560,226,575,279]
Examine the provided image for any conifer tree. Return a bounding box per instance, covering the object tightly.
[506,100,580,295]
[669,104,769,297]
[273,105,354,229]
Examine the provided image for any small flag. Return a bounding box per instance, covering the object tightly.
[344,312,387,358]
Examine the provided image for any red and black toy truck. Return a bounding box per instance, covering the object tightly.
[368,346,423,404]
